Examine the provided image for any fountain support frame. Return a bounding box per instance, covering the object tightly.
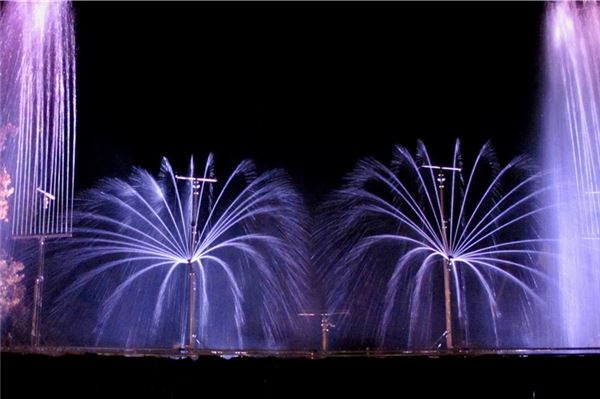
[421,164,462,350]
[175,173,217,350]
[12,232,72,346]
[12,188,72,347]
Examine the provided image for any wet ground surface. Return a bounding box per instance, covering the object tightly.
[2,348,600,398]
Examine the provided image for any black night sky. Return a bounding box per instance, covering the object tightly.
[74,1,544,206]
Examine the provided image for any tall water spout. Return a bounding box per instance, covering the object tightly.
[543,2,600,347]
[1,0,76,347]
[0,0,77,239]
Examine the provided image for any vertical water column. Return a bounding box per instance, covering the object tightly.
[0,1,77,239]
[544,2,600,347]
[1,0,76,347]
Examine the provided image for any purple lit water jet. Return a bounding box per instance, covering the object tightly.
[318,140,550,349]
[0,0,76,347]
[50,156,309,349]
[543,2,600,347]
[0,0,76,238]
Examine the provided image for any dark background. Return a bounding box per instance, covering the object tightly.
[3,351,600,399]
[74,1,545,206]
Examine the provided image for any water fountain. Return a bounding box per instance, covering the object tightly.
[0,0,76,237]
[318,140,550,350]
[49,156,309,350]
[543,1,600,348]
[0,0,597,358]
[0,0,76,346]
[2,2,600,397]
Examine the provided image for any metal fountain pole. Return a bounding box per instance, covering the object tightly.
[422,164,461,350]
[31,235,45,347]
[188,179,200,350]
[29,189,51,346]
[176,174,217,350]
[438,169,453,350]
[24,188,69,347]
[298,312,345,352]
[320,313,334,352]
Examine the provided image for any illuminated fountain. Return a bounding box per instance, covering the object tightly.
[50,156,309,350]
[318,140,550,350]
[543,2,600,347]
[0,0,76,237]
[0,1,76,346]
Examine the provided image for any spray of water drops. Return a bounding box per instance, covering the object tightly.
[318,140,552,349]
[51,156,309,349]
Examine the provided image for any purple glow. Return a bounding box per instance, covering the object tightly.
[32,2,49,31]
[0,0,77,238]
[319,140,548,349]
[552,5,575,48]
[544,2,600,347]
[50,157,309,349]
